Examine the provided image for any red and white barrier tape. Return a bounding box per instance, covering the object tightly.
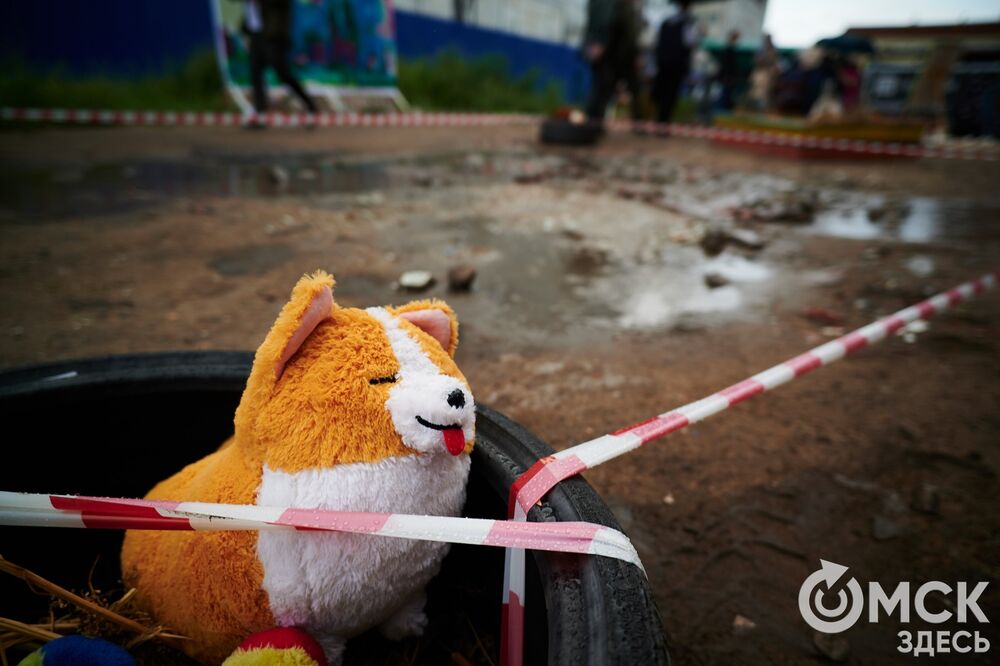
[0,492,642,568]
[3,107,998,161]
[0,107,534,129]
[610,119,999,161]
[499,270,999,666]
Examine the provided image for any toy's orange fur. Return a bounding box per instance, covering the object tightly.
[121,272,472,664]
[120,447,272,663]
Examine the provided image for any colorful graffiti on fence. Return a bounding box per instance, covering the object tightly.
[217,0,396,90]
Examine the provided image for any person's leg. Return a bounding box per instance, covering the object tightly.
[249,33,269,114]
[719,82,734,111]
[670,77,686,122]
[268,39,318,113]
[655,77,675,123]
[585,59,616,121]
[656,73,682,124]
[624,65,642,121]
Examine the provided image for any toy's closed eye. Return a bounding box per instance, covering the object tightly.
[369,374,398,385]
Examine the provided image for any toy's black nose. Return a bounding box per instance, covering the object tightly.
[447,389,466,409]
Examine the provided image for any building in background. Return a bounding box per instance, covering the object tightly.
[393,0,587,45]
[392,0,592,102]
[849,22,1000,137]
[397,1,769,49]
[848,22,1000,65]
[643,0,768,48]
[694,0,767,46]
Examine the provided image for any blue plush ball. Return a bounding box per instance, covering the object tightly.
[22,635,136,666]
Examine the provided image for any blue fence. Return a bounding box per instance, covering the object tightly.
[0,1,216,77]
[395,10,590,102]
[0,3,589,103]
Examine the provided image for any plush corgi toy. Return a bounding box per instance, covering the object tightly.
[121,271,475,665]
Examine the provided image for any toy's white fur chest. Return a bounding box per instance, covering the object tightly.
[255,452,471,639]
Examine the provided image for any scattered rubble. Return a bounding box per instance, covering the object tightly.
[699,229,730,257]
[465,153,485,169]
[699,227,767,258]
[727,228,766,251]
[813,631,850,662]
[867,206,886,222]
[732,614,756,635]
[911,483,941,514]
[872,515,903,541]
[567,246,609,275]
[862,245,893,260]
[265,214,301,236]
[398,270,435,292]
[514,171,546,184]
[265,165,290,190]
[802,307,844,326]
[411,173,436,187]
[732,190,819,224]
[899,319,929,343]
[447,265,477,292]
[882,491,907,515]
[704,273,730,289]
[906,255,936,278]
[355,191,385,207]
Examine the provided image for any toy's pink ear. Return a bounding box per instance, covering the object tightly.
[248,271,336,384]
[399,309,452,351]
[236,271,335,454]
[274,285,333,380]
[393,300,459,356]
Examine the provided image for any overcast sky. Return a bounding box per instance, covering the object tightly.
[763,0,1000,48]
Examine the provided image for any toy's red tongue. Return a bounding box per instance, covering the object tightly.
[443,428,466,456]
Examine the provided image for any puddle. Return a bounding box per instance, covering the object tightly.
[603,252,775,331]
[702,254,772,283]
[895,197,1000,243]
[368,209,781,346]
[208,244,295,277]
[813,209,882,240]
[0,157,390,221]
[511,239,774,336]
[812,194,1000,243]
[0,149,535,223]
[660,171,801,220]
[607,248,773,331]
[619,283,745,329]
[641,162,1000,246]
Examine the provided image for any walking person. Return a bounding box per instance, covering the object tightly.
[244,0,318,125]
[748,33,779,111]
[716,30,740,111]
[835,55,862,111]
[583,0,643,125]
[653,0,698,127]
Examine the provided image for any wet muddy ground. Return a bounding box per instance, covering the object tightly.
[1,124,998,665]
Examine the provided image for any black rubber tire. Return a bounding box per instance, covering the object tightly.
[475,408,670,665]
[539,118,604,146]
[0,352,668,665]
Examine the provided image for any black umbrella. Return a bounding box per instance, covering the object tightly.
[817,33,875,54]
